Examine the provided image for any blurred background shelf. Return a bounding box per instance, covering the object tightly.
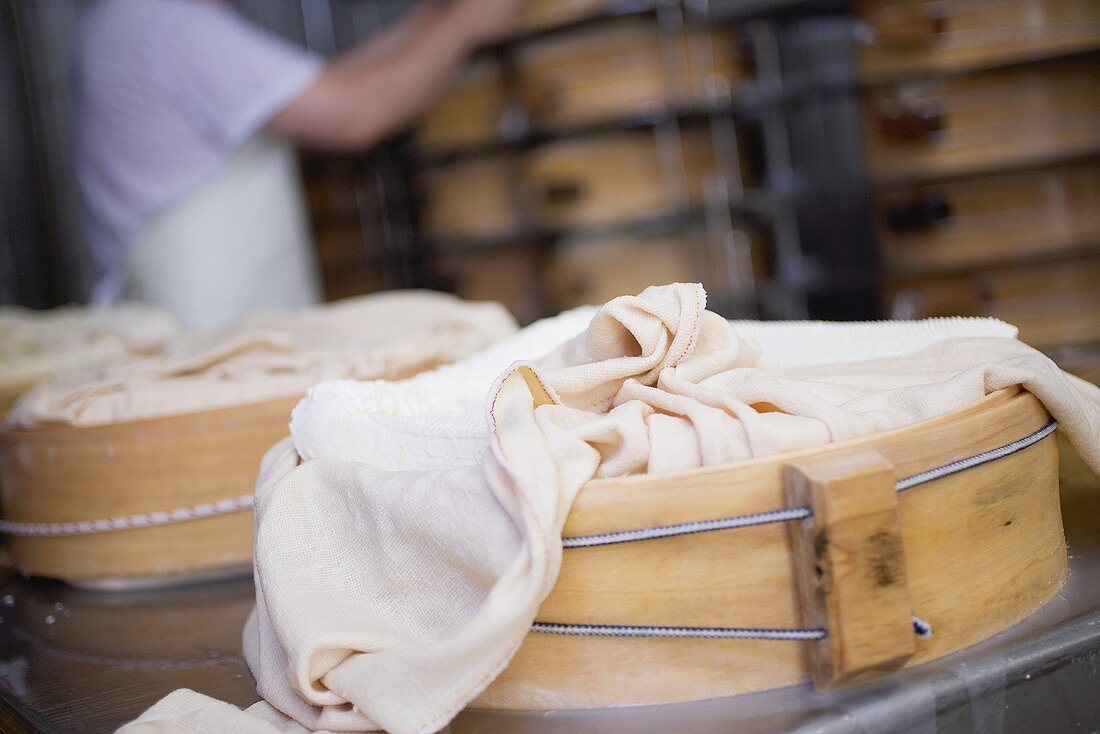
[2,0,1097,376]
[414,102,760,166]
[853,0,1100,84]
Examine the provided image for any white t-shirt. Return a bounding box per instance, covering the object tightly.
[73,0,323,302]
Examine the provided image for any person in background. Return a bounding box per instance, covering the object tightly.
[74,0,518,332]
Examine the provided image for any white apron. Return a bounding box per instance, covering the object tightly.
[125,136,322,332]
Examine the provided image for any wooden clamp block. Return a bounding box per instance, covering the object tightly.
[784,449,915,689]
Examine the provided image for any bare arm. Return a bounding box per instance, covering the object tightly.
[335,0,448,68]
[267,0,518,150]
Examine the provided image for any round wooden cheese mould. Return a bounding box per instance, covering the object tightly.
[522,126,717,230]
[0,397,301,586]
[436,248,550,326]
[420,154,520,240]
[548,233,702,310]
[416,59,506,153]
[546,227,766,311]
[857,0,1100,81]
[420,125,727,242]
[888,253,1100,352]
[516,20,745,131]
[987,257,1100,351]
[516,0,606,33]
[878,160,1100,272]
[473,387,1066,708]
[863,61,1100,184]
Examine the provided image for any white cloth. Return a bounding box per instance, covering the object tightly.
[75,0,322,302]
[0,303,178,400]
[125,136,322,332]
[120,284,1100,734]
[8,291,516,428]
[290,305,598,470]
[289,312,1014,471]
[730,317,1018,367]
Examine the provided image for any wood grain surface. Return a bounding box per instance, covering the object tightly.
[857,0,1100,82]
[0,397,300,583]
[864,62,1100,184]
[878,161,1100,274]
[476,388,1066,708]
[786,449,914,688]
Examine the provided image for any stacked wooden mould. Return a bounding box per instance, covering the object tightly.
[857,0,1100,381]
[413,6,768,323]
[0,294,510,588]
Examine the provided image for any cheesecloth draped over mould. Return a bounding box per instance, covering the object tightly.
[7,291,517,428]
[0,304,179,407]
[120,283,1100,734]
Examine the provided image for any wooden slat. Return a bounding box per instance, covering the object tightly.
[785,450,914,688]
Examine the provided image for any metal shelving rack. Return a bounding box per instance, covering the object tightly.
[303,0,880,321]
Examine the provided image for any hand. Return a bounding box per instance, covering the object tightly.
[448,0,521,47]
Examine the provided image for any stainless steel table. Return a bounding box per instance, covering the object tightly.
[0,478,1096,734]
